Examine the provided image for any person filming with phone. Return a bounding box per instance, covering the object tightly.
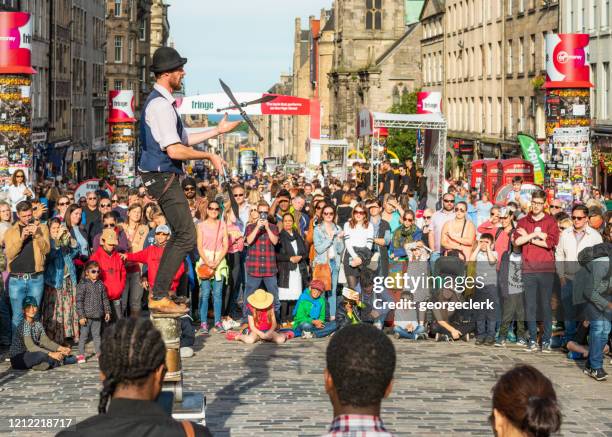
[243,201,280,320]
[4,200,50,335]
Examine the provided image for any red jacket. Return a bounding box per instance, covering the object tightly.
[126,244,184,292]
[90,247,127,301]
[513,213,560,273]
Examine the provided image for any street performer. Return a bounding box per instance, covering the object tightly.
[140,47,239,314]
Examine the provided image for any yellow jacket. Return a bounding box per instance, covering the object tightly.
[4,222,51,273]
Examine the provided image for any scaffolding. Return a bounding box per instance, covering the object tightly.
[362,111,448,208]
[308,138,350,181]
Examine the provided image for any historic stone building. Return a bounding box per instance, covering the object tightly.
[71,0,106,173]
[440,0,558,161]
[105,0,152,117]
[150,0,170,58]
[328,0,423,145]
[561,0,612,189]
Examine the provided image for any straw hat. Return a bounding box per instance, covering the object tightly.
[247,289,274,310]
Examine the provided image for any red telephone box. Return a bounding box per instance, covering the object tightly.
[497,159,534,186]
[470,160,486,190]
[471,159,534,202]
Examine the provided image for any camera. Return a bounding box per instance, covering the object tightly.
[259,212,268,220]
[28,217,35,225]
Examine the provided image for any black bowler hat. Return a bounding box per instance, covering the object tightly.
[150,47,187,74]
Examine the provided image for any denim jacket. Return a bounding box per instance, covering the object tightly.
[313,223,344,265]
[44,239,78,288]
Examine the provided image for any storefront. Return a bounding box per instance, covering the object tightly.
[591,125,612,193]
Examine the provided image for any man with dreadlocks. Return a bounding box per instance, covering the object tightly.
[57,318,212,437]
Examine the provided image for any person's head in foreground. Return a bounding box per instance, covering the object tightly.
[60,318,211,436]
[325,324,396,419]
[490,364,561,437]
[98,318,167,413]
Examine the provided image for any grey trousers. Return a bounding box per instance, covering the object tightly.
[78,319,102,355]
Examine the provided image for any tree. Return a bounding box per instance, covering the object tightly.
[385,90,419,163]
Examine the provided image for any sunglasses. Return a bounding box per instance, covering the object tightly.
[323,211,334,216]
[100,203,111,207]
[531,200,545,205]
[111,199,118,203]
[104,223,115,228]
[234,193,245,197]
[354,210,365,215]
[208,207,220,211]
[455,208,466,212]
[184,187,195,191]
[571,215,586,220]
[491,213,500,217]
[15,175,24,178]
[87,197,97,200]
[316,206,323,210]
[88,269,100,274]
[443,199,454,203]
[404,217,414,222]
[424,216,432,219]
[58,202,70,206]
[550,205,562,209]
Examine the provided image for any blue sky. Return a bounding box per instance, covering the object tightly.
[166,0,333,96]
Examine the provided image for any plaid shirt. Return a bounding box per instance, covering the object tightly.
[321,415,394,437]
[245,222,279,277]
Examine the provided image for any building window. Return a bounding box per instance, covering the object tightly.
[591,63,597,119]
[497,98,502,134]
[129,37,134,64]
[529,34,536,73]
[496,41,502,75]
[487,43,492,75]
[114,36,122,63]
[603,0,610,29]
[518,97,525,132]
[506,40,513,75]
[518,0,524,13]
[139,18,146,41]
[114,0,121,17]
[507,0,513,15]
[507,98,513,135]
[114,80,123,91]
[487,97,493,134]
[518,37,524,74]
[602,62,609,120]
[590,0,596,30]
[365,0,382,30]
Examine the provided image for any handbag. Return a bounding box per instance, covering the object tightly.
[313,262,332,291]
[197,221,221,280]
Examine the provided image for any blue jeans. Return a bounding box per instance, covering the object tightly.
[560,279,577,343]
[523,272,553,344]
[8,274,44,333]
[393,325,425,339]
[587,319,612,370]
[298,320,337,338]
[0,279,11,345]
[244,273,279,317]
[326,259,339,319]
[199,278,223,326]
[475,284,499,339]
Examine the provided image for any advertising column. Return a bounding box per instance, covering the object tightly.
[0,12,36,188]
[543,34,593,203]
[108,90,136,186]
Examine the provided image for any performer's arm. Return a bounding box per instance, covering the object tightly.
[186,114,240,146]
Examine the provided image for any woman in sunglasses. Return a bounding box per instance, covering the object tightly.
[196,200,229,335]
[7,169,34,214]
[53,195,71,221]
[441,201,476,260]
[343,203,374,289]
[314,205,345,320]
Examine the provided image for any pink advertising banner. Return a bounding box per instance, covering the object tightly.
[0,12,35,74]
[108,90,136,123]
[544,34,592,89]
[417,92,442,114]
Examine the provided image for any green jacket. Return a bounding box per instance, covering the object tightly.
[292,291,325,329]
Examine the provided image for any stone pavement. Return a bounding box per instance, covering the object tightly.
[0,334,611,437]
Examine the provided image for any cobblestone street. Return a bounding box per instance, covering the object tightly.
[1,335,611,437]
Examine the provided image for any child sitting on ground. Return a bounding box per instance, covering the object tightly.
[228,289,288,344]
[76,261,111,364]
[335,287,364,329]
[293,280,336,338]
[9,297,76,370]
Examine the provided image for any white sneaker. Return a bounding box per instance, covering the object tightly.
[302,331,314,339]
[180,347,194,358]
